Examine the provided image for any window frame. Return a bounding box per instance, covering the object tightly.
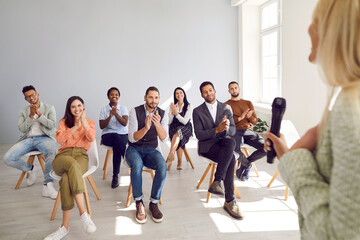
[259,0,282,104]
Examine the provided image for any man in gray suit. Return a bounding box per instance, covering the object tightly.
[193,81,243,219]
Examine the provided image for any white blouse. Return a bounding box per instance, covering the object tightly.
[168,103,192,125]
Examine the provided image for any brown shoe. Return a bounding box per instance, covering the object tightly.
[149,202,163,223]
[135,201,147,224]
[223,199,244,220]
[208,180,224,196]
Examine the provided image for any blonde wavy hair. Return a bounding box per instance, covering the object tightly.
[312,0,360,139]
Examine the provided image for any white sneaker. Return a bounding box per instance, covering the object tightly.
[42,182,58,199]
[80,212,97,234]
[44,226,69,240]
[27,166,36,186]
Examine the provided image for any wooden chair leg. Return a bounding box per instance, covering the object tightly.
[285,185,289,201]
[233,159,241,199]
[37,154,45,173]
[83,178,92,217]
[206,164,216,203]
[196,163,212,189]
[167,161,172,171]
[103,149,112,180]
[126,182,133,208]
[87,175,101,200]
[252,162,259,177]
[184,148,195,169]
[234,183,241,199]
[15,155,35,189]
[50,189,61,220]
[234,159,238,175]
[267,171,279,187]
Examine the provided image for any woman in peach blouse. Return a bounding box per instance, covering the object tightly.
[44,96,96,240]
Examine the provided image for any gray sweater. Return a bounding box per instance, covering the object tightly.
[17,101,56,142]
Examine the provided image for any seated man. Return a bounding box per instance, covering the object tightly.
[125,86,168,224]
[193,81,243,220]
[225,81,266,181]
[3,85,57,199]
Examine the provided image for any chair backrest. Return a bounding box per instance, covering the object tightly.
[280,120,300,148]
[83,141,99,177]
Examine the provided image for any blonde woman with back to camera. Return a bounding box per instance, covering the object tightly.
[265,0,360,239]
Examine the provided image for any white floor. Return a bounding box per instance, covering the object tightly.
[0,139,300,240]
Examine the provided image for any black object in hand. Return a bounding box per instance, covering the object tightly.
[267,97,286,164]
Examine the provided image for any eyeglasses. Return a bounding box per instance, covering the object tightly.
[25,92,37,100]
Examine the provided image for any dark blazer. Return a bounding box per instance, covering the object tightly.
[192,100,236,154]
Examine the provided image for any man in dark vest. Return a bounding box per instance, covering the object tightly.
[125,86,168,224]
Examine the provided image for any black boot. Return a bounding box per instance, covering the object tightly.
[111,175,119,188]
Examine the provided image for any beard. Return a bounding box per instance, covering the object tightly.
[231,93,239,98]
[204,96,215,103]
[146,102,157,110]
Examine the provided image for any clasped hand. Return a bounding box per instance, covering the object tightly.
[145,110,161,130]
[216,116,230,133]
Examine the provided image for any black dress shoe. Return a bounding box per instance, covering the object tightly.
[111,175,119,189]
[236,165,246,179]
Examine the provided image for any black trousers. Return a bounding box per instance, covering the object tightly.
[234,129,266,167]
[101,133,128,176]
[201,136,236,202]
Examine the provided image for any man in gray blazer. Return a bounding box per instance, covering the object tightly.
[3,85,57,199]
[193,81,243,220]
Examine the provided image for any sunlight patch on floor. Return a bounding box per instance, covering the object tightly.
[114,216,142,235]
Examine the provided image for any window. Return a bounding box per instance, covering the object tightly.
[260,0,281,103]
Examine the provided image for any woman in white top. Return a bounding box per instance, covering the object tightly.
[167,87,193,171]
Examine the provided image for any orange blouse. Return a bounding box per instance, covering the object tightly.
[55,118,96,152]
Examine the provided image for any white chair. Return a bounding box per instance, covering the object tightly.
[50,141,101,220]
[15,151,45,189]
[124,144,164,208]
[100,144,113,180]
[196,151,242,203]
[267,120,300,200]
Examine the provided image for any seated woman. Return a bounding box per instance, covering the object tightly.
[99,87,128,188]
[44,96,96,240]
[166,87,193,171]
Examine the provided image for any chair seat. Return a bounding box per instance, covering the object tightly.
[50,165,98,180]
[101,144,113,150]
[24,151,43,156]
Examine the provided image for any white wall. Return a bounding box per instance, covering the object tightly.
[282,0,326,135]
[237,0,326,135]
[0,0,238,143]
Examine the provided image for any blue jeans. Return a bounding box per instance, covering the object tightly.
[3,135,56,184]
[125,145,167,203]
